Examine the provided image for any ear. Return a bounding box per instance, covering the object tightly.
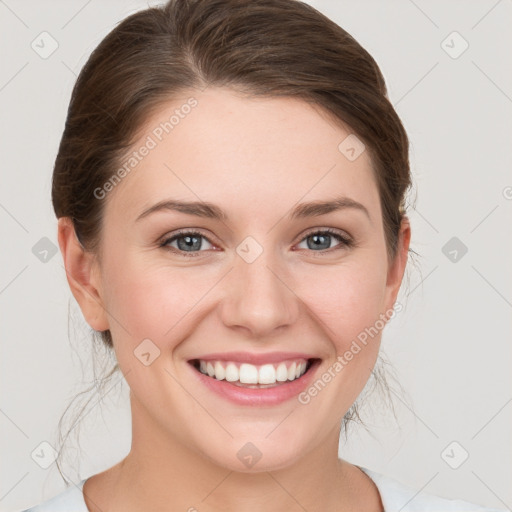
[384,216,411,312]
[57,217,110,332]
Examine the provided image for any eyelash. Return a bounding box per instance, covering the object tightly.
[159,228,354,258]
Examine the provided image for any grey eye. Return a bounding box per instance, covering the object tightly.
[163,233,214,252]
[297,231,346,251]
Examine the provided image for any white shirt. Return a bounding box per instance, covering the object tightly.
[21,465,507,511]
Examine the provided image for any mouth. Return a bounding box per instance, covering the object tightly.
[190,358,317,388]
[187,352,322,407]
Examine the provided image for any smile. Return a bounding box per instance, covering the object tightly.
[193,358,310,387]
[188,353,321,405]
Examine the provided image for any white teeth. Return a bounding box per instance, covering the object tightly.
[276,363,288,382]
[287,362,296,381]
[225,363,239,382]
[258,364,276,384]
[196,359,309,385]
[239,363,258,384]
[214,361,225,380]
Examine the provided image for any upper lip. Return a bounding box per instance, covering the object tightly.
[189,351,318,365]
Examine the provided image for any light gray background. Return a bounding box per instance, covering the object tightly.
[1,1,511,511]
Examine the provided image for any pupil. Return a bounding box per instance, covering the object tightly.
[308,234,330,250]
[178,235,202,251]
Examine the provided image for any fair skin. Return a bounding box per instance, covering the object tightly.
[59,87,410,512]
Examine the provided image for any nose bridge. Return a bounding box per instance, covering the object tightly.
[220,239,299,336]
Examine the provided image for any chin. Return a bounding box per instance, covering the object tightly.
[194,432,309,473]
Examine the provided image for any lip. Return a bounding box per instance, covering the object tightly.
[188,354,321,406]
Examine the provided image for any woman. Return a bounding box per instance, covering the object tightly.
[22,0,505,510]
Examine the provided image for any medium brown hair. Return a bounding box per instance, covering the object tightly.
[53,0,412,480]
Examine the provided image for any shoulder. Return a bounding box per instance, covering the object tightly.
[20,480,88,512]
[358,466,507,512]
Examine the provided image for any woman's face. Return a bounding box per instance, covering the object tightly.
[76,87,409,471]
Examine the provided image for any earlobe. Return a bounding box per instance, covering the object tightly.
[384,217,411,312]
[57,217,110,332]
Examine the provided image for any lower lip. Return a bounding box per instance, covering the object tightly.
[189,360,321,406]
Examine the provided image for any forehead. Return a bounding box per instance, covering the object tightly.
[105,87,380,225]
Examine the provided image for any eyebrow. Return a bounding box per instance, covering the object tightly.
[135,195,371,223]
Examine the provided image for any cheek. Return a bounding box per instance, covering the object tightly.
[288,261,389,419]
[101,254,221,351]
[297,258,389,352]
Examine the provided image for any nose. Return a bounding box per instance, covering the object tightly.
[219,249,300,338]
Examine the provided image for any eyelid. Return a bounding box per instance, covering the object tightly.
[159,228,214,243]
[296,226,352,243]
